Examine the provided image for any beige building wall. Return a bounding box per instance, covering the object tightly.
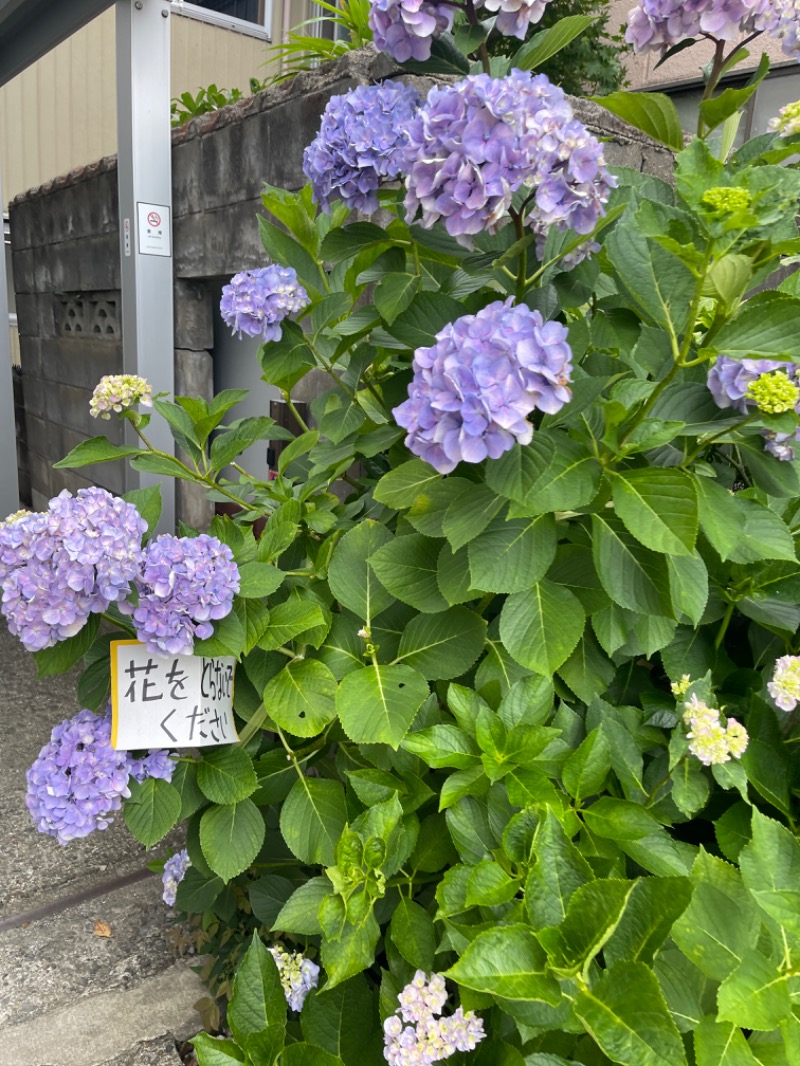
[0,6,284,206]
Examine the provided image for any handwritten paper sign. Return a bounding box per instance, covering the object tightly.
[110,640,237,750]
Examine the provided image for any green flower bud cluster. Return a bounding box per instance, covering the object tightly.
[746,370,800,413]
[701,186,752,213]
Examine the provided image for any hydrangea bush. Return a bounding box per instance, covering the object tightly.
[11,3,800,1064]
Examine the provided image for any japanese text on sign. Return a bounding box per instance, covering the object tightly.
[110,640,237,750]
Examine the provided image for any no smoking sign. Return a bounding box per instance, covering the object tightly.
[136,201,171,257]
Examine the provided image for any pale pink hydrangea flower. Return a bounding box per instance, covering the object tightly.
[90,374,153,419]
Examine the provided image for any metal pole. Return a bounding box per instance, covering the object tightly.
[116,0,175,532]
[0,196,21,517]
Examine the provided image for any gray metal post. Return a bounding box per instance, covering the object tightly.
[0,197,21,517]
[116,0,175,532]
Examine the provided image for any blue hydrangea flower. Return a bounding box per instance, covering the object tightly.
[129,749,176,783]
[625,0,800,57]
[162,849,191,906]
[384,971,485,1065]
[393,298,573,473]
[479,0,554,39]
[403,70,616,246]
[120,533,240,656]
[368,0,454,62]
[303,81,420,213]
[220,266,310,343]
[707,354,800,461]
[25,707,173,846]
[0,489,146,652]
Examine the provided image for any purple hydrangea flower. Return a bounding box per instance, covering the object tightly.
[220,266,310,343]
[130,748,176,783]
[625,0,793,53]
[269,945,320,1011]
[25,707,173,845]
[479,0,554,39]
[120,534,240,656]
[162,849,191,906]
[384,971,485,1065]
[0,489,146,652]
[707,354,800,461]
[403,70,616,246]
[303,82,420,213]
[393,297,573,473]
[368,0,454,62]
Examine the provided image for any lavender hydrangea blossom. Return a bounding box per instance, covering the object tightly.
[393,298,573,473]
[707,354,800,460]
[403,70,616,247]
[303,82,420,213]
[0,489,146,652]
[120,533,240,656]
[368,0,454,62]
[384,971,485,1064]
[479,0,554,39]
[268,945,320,1010]
[25,707,173,845]
[625,0,800,58]
[220,266,310,343]
[162,849,191,906]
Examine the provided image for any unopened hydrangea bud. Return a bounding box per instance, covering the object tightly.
[90,374,153,419]
[768,654,800,711]
[220,266,309,343]
[746,370,800,413]
[701,186,752,213]
[394,298,573,473]
[268,944,320,1011]
[303,82,420,213]
[0,509,32,529]
[725,719,749,758]
[671,674,692,697]
[769,99,800,135]
[162,849,191,906]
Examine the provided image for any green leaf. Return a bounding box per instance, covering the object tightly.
[384,292,465,350]
[668,553,709,626]
[512,14,596,71]
[122,484,162,538]
[402,724,479,769]
[191,1034,246,1065]
[258,600,327,652]
[259,215,326,294]
[259,322,315,391]
[301,976,379,1065]
[373,459,441,509]
[320,911,380,988]
[537,879,635,977]
[369,534,449,613]
[557,633,615,704]
[524,436,601,514]
[605,216,695,332]
[237,561,285,599]
[199,799,266,882]
[279,777,347,867]
[465,860,519,907]
[610,468,698,556]
[672,850,760,980]
[468,515,556,593]
[444,925,561,1003]
[375,272,421,325]
[273,877,330,935]
[582,797,660,841]
[712,295,800,361]
[739,808,800,934]
[197,747,259,805]
[172,760,207,820]
[693,1018,760,1066]
[53,436,142,469]
[442,483,505,550]
[328,521,395,622]
[228,933,286,1051]
[393,607,486,680]
[123,777,181,847]
[249,876,294,927]
[591,91,685,152]
[525,810,594,928]
[717,949,792,1032]
[34,615,100,678]
[575,961,688,1065]
[604,877,692,966]
[699,53,771,134]
[390,899,436,971]
[336,664,429,747]
[500,580,585,674]
[320,221,392,264]
[278,1044,344,1066]
[591,514,673,617]
[265,659,338,738]
[562,726,611,804]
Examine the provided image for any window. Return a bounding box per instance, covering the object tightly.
[171,0,271,39]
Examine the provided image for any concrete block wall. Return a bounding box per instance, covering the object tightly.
[9,45,674,520]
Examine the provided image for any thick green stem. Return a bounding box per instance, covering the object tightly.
[683,411,758,465]
[715,599,736,650]
[280,391,311,433]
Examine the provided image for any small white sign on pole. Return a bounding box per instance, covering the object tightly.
[110,640,238,750]
[136,201,171,257]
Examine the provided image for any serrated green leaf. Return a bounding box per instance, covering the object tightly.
[123,777,181,847]
[591,91,685,151]
[265,659,338,738]
[369,534,448,613]
[393,606,486,680]
[53,436,143,469]
[445,924,561,1003]
[199,799,265,882]
[610,468,698,556]
[500,580,585,674]
[279,777,347,867]
[336,664,429,747]
[739,809,800,934]
[197,746,258,805]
